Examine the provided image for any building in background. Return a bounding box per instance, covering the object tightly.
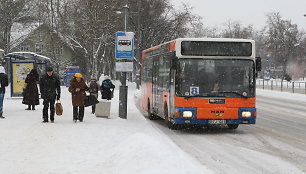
[10,23,77,83]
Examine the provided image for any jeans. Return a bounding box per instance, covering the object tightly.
[0,93,4,113]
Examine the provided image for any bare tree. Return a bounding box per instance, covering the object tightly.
[264,12,302,84]
[188,21,219,38]
[58,0,122,78]
[221,20,254,39]
[0,0,34,51]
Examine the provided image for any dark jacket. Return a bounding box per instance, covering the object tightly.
[68,78,89,107]
[88,80,100,98]
[22,71,39,105]
[39,73,61,100]
[100,79,115,100]
[0,73,8,94]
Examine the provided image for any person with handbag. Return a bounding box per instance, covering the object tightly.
[87,77,100,114]
[68,73,89,122]
[39,67,61,123]
[22,69,39,110]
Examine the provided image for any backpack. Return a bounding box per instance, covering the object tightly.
[102,80,112,89]
[89,81,98,93]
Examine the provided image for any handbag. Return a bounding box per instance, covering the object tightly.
[84,95,99,107]
[55,100,63,116]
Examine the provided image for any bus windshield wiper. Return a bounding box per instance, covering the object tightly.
[184,93,223,98]
[184,95,201,99]
[216,91,248,98]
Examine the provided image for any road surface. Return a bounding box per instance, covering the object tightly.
[144,90,306,174]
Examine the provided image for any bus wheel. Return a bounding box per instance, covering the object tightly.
[147,101,155,120]
[228,124,239,129]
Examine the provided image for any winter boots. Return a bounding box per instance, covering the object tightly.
[25,105,31,110]
[26,105,35,110]
[0,112,4,119]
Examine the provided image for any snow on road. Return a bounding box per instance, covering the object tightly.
[139,89,306,174]
[0,83,212,174]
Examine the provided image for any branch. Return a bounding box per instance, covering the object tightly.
[67,35,88,55]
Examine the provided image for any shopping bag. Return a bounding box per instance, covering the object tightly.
[84,95,99,107]
[55,101,63,116]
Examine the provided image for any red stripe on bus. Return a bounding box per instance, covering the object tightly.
[169,41,176,51]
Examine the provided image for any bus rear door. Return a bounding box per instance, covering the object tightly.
[152,58,160,115]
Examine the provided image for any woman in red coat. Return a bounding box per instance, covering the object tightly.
[68,73,89,122]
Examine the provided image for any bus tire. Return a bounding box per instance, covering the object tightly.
[147,100,155,120]
[228,124,239,129]
[164,105,179,130]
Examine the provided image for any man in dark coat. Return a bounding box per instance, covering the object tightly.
[39,67,61,123]
[23,69,39,110]
[0,66,8,119]
[68,73,89,122]
[100,75,115,100]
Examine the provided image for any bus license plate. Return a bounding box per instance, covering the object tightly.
[209,120,226,124]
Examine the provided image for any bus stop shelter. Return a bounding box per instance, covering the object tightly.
[3,52,52,97]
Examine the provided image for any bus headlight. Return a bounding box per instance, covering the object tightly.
[242,111,252,117]
[183,111,193,117]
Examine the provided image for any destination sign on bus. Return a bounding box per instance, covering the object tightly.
[181,41,252,57]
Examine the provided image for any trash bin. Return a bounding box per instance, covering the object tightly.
[95,100,111,118]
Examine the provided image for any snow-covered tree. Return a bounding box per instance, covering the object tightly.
[264,12,303,82]
[0,0,35,51]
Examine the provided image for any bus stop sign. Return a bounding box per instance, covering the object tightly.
[115,32,134,60]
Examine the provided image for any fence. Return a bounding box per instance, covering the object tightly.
[256,79,306,94]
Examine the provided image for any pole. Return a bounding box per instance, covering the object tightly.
[136,1,141,89]
[119,0,129,119]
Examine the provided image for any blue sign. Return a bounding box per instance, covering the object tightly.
[65,66,80,87]
[190,86,199,96]
[115,32,134,60]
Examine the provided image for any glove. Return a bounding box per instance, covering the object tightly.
[56,94,60,100]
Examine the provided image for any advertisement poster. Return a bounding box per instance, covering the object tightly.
[11,61,34,97]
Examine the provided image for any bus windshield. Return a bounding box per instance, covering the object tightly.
[176,59,255,98]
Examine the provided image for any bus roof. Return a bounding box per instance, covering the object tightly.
[175,37,254,42]
[142,38,255,59]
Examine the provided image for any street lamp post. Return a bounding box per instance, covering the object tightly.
[303,14,306,80]
[118,0,129,119]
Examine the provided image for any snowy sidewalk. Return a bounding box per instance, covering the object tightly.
[0,83,212,174]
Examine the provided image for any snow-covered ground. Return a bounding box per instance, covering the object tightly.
[1,82,306,174]
[0,82,212,174]
[257,88,306,102]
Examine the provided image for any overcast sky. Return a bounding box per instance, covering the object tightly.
[171,0,306,31]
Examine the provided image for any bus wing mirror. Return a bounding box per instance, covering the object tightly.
[256,57,261,71]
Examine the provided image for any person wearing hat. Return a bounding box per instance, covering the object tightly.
[0,65,8,119]
[39,66,61,123]
[68,73,89,122]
